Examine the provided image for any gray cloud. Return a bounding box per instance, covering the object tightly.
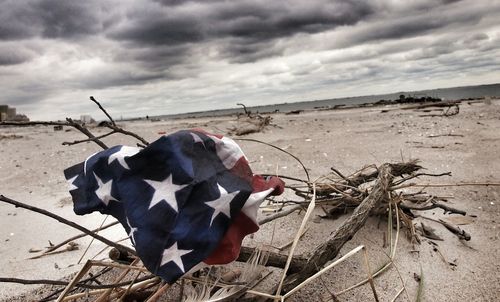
[108,0,375,63]
[113,44,192,72]
[0,0,111,41]
[0,0,499,120]
[0,1,39,40]
[35,0,104,39]
[330,1,497,50]
[0,50,32,66]
[78,69,166,89]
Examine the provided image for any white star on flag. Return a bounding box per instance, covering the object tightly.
[160,242,192,272]
[205,183,240,226]
[145,174,188,212]
[108,146,140,170]
[94,172,117,206]
[67,175,78,191]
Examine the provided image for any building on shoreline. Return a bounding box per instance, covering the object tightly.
[0,105,29,122]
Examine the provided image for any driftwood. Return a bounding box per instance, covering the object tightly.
[229,103,276,136]
[237,246,307,274]
[439,219,471,241]
[237,103,252,117]
[401,100,461,110]
[229,115,274,136]
[280,163,394,293]
[419,104,460,117]
[238,160,457,297]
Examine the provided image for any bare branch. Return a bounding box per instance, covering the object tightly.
[90,96,116,126]
[235,138,310,183]
[0,275,154,290]
[259,205,304,226]
[400,201,466,216]
[1,119,109,150]
[0,121,68,127]
[42,221,120,254]
[237,103,251,117]
[0,195,135,255]
[101,122,150,146]
[237,246,307,274]
[65,118,108,149]
[62,131,117,146]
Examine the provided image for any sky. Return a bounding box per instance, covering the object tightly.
[1,0,499,121]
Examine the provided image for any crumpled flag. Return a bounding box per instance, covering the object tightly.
[64,129,284,283]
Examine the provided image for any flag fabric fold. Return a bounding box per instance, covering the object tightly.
[64,129,284,283]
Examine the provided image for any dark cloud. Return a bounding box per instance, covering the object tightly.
[113,45,192,72]
[152,0,225,6]
[109,11,204,46]
[216,37,285,63]
[0,51,32,66]
[108,0,375,63]
[0,42,40,65]
[0,1,38,40]
[0,0,108,41]
[35,0,104,39]
[210,1,374,39]
[78,69,167,89]
[345,7,485,47]
[4,81,55,106]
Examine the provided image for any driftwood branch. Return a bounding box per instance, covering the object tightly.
[236,138,310,182]
[237,246,307,274]
[42,221,120,254]
[392,171,451,186]
[90,96,116,126]
[0,119,108,149]
[0,195,135,255]
[101,122,150,146]
[401,100,461,110]
[65,118,108,149]
[2,96,150,148]
[280,163,395,293]
[400,201,466,216]
[237,103,252,117]
[230,103,279,135]
[258,205,303,226]
[439,219,471,241]
[0,121,68,126]
[62,131,117,146]
[0,275,154,290]
[89,96,149,146]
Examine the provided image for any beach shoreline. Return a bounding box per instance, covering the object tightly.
[1,98,499,301]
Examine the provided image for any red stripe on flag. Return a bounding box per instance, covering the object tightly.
[203,212,258,265]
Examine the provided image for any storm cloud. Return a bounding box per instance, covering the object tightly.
[0,0,499,120]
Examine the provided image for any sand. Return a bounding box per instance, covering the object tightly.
[1,99,499,301]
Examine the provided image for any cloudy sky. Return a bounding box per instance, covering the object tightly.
[1,0,499,120]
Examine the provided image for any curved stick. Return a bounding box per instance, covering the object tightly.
[235,138,310,182]
[0,195,135,255]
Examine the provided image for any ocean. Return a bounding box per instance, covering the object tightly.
[155,83,500,120]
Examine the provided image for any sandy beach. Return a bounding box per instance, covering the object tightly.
[1,99,499,301]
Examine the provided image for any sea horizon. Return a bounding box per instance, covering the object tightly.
[139,82,500,121]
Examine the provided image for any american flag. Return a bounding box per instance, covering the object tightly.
[64,129,284,283]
